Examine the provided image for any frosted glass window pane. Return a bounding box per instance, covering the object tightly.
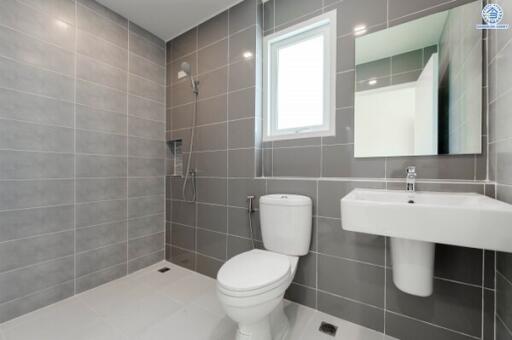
[277,34,324,130]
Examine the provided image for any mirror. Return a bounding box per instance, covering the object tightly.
[354,1,482,158]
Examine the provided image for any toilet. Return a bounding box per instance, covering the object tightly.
[216,194,312,340]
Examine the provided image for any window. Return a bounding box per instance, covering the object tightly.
[263,10,337,141]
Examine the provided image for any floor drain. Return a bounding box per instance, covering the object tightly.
[319,321,338,336]
[158,267,170,273]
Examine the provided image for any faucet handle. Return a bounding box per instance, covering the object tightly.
[406,166,416,174]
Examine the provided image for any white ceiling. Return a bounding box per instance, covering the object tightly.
[96,0,244,42]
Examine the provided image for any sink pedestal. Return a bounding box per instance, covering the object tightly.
[390,238,435,297]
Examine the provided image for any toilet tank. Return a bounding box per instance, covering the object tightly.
[259,194,312,256]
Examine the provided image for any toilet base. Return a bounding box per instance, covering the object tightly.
[235,301,289,340]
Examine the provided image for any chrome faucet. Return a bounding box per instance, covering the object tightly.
[406,166,416,192]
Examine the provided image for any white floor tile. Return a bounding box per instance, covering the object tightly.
[157,273,216,304]
[0,261,393,340]
[0,298,114,340]
[133,305,236,340]
[189,289,226,316]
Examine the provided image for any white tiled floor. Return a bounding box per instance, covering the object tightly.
[0,261,396,340]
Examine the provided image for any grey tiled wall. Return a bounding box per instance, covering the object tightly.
[488,0,512,339]
[166,0,497,339]
[0,0,166,323]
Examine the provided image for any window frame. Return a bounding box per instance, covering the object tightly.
[263,10,337,142]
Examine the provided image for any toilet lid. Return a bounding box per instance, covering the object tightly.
[217,249,291,292]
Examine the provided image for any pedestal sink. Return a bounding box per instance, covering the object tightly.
[341,189,512,296]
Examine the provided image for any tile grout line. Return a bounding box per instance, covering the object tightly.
[126,21,130,276]
[73,0,78,296]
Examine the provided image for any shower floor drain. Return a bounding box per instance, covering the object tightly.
[158,267,170,273]
[319,321,338,336]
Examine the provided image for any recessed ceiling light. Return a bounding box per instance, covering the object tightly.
[243,51,254,60]
[353,25,367,36]
[368,79,378,86]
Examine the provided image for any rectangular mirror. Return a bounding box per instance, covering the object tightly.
[354,1,482,158]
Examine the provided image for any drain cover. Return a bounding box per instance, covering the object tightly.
[319,321,338,336]
[158,267,170,273]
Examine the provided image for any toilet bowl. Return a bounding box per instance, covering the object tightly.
[216,194,312,340]
[217,249,299,340]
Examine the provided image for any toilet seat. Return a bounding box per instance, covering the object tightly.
[217,249,292,297]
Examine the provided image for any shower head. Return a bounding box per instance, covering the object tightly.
[180,62,192,76]
[178,62,199,94]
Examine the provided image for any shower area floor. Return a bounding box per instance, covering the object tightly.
[0,261,394,340]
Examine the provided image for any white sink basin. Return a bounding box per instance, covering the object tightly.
[341,188,512,252]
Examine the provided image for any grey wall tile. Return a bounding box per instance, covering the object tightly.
[317,290,384,332]
[128,177,165,197]
[128,250,163,273]
[227,235,254,259]
[0,179,73,211]
[0,25,74,76]
[171,200,196,226]
[76,263,126,293]
[77,80,127,113]
[228,178,266,209]
[0,205,74,243]
[76,241,127,277]
[0,0,75,49]
[0,256,74,305]
[197,203,227,233]
[130,53,165,85]
[197,229,227,260]
[128,214,164,239]
[78,0,128,27]
[77,54,127,91]
[318,217,385,265]
[77,155,126,177]
[129,95,165,122]
[76,221,127,252]
[0,230,74,273]
[0,88,73,127]
[229,0,258,34]
[386,155,476,180]
[322,144,386,178]
[0,281,74,324]
[386,271,482,337]
[0,150,73,180]
[229,119,255,149]
[318,254,385,308]
[273,147,321,177]
[128,157,165,177]
[196,254,224,279]
[77,30,128,70]
[128,232,164,259]
[198,11,228,48]
[0,119,73,153]
[228,87,255,120]
[293,252,317,288]
[434,245,483,286]
[227,207,261,240]
[171,223,195,250]
[198,39,228,74]
[274,0,322,27]
[129,74,165,103]
[385,311,476,340]
[229,60,255,91]
[76,178,126,203]
[76,129,126,156]
[128,137,165,159]
[77,105,127,135]
[0,57,74,102]
[229,27,256,64]
[129,116,165,140]
[129,29,165,67]
[228,149,256,178]
[197,178,228,204]
[76,199,127,228]
[172,28,197,60]
[285,283,317,309]
[167,245,195,271]
[77,3,127,48]
[128,195,164,218]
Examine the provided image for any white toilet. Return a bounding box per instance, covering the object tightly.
[216,194,312,340]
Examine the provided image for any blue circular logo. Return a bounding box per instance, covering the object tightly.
[482,4,504,25]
